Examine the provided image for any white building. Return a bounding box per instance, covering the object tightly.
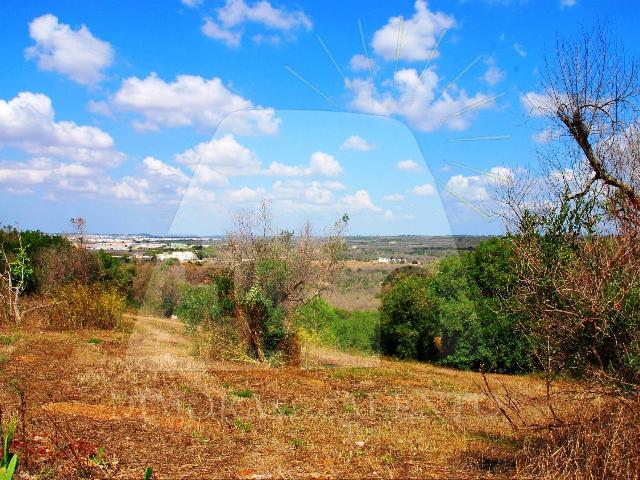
[157,251,198,262]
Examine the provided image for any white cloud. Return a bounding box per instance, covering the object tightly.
[176,134,261,179]
[272,179,335,206]
[483,66,505,86]
[350,54,376,72]
[412,183,436,196]
[397,159,423,172]
[218,0,312,30]
[342,190,382,212]
[111,177,151,203]
[87,100,112,117]
[560,0,577,7]
[202,18,242,47]
[0,92,122,166]
[203,0,312,47]
[340,135,374,151]
[182,0,202,7]
[349,68,497,132]
[531,128,557,144]
[513,43,527,58]
[143,157,188,181]
[265,151,342,177]
[445,166,514,201]
[383,193,405,201]
[227,186,266,203]
[372,0,454,62]
[111,73,280,134]
[25,14,114,85]
[520,91,555,117]
[309,151,341,176]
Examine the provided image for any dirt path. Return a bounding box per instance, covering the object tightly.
[123,314,207,372]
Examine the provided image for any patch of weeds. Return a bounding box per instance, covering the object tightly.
[275,404,296,416]
[89,446,109,468]
[36,466,55,479]
[87,337,102,345]
[234,418,252,433]
[381,453,394,465]
[192,431,210,446]
[430,379,461,392]
[353,390,368,399]
[386,388,404,397]
[0,354,9,365]
[231,388,253,399]
[342,403,356,413]
[178,384,193,394]
[424,406,446,425]
[291,438,304,448]
[0,335,17,346]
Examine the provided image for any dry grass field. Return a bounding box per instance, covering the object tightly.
[0,314,564,479]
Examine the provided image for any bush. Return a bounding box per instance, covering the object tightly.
[176,284,221,330]
[434,243,531,373]
[379,276,439,360]
[48,282,126,330]
[294,297,379,353]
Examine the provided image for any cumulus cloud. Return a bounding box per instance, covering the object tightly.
[176,134,261,178]
[264,151,342,177]
[412,183,436,196]
[372,0,454,62]
[143,156,188,181]
[202,18,242,47]
[560,0,577,7]
[445,166,514,202]
[340,135,374,151]
[349,68,497,132]
[227,185,266,203]
[350,54,376,72]
[342,190,382,212]
[397,159,423,172]
[202,0,312,46]
[0,91,123,166]
[111,73,280,134]
[25,14,114,85]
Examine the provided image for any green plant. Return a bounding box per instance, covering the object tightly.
[233,419,252,432]
[291,438,304,448]
[379,275,439,360]
[0,415,18,480]
[231,388,253,399]
[143,467,152,480]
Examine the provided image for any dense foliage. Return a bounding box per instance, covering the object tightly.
[294,297,379,353]
[379,237,530,373]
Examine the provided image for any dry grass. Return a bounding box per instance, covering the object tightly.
[0,314,588,479]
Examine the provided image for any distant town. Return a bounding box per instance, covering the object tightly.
[68,233,489,264]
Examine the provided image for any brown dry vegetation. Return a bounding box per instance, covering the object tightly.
[0,314,591,479]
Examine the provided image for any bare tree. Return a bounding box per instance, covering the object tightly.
[226,201,348,364]
[525,24,640,222]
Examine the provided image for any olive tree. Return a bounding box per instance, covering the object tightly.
[226,201,348,364]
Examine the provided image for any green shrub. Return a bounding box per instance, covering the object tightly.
[294,297,379,353]
[379,276,439,360]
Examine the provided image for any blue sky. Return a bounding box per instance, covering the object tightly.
[0,0,638,235]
